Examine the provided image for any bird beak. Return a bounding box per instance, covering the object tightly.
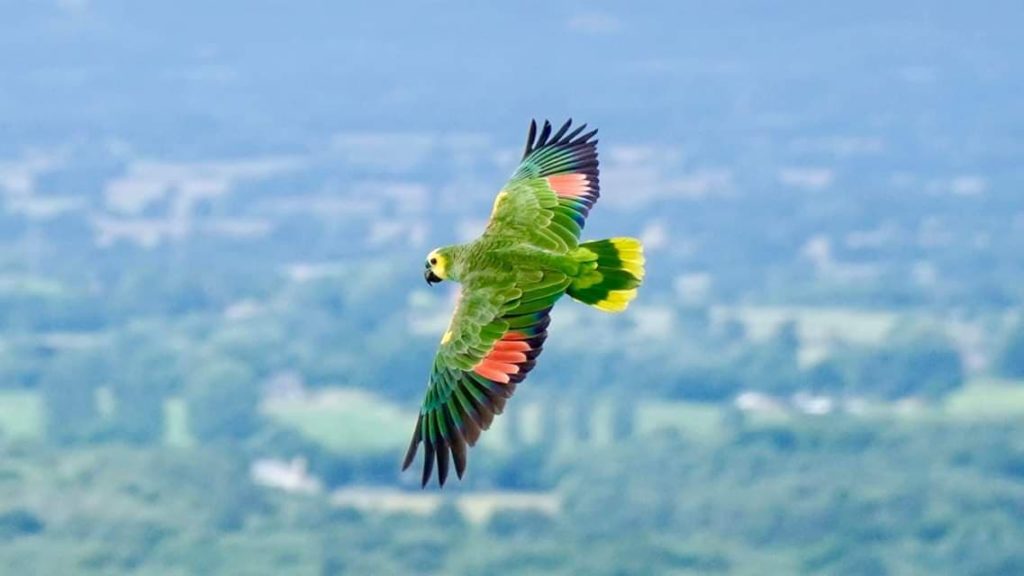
[424,269,442,286]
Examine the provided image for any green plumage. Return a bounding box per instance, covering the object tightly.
[403,119,645,487]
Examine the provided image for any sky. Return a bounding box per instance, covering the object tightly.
[2,1,1021,149]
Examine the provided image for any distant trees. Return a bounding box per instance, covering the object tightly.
[569,394,593,443]
[655,321,800,401]
[609,393,637,442]
[661,364,743,402]
[503,402,525,448]
[738,321,807,395]
[805,359,846,394]
[997,320,1024,379]
[0,342,37,389]
[0,509,44,540]
[657,319,966,401]
[108,334,182,444]
[486,509,555,539]
[184,357,260,442]
[561,422,1024,576]
[39,339,186,445]
[536,394,561,447]
[834,332,964,400]
[39,350,107,444]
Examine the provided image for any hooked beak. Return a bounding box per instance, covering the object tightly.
[424,269,442,286]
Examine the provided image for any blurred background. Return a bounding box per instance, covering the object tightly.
[1,1,1023,574]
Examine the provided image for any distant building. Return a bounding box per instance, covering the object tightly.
[791,392,835,415]
[734,391,785,413]
[250,457,322,494]
[736,390,840,416]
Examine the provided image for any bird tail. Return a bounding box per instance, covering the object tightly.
[567,238,645,312]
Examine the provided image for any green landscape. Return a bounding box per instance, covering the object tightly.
[3,1,1024,574]
[1,292,1022,574]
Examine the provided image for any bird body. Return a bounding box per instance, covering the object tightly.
[405,119,645,486]
[428,242,581,284]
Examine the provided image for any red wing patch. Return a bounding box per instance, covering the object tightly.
[546,174,589,199]
[472,331,532,383]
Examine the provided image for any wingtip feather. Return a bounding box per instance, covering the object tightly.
[537,120,553,148]
[401,415,422,471]
[420,437,435,488]
[436,439,450,487]
[524,119,538,158]
[550,118,572,143]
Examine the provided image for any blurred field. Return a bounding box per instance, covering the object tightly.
[943,378,1024,420]
[637,401,725,441]
[262,389,414,454]
[0,389,43,440]
[164,398,193,447]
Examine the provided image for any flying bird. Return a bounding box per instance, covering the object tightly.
[402,119,645,487]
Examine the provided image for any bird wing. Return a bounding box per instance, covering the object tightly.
[483,119,601,252]
[402,267,571,487]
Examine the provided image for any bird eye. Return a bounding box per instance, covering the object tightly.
[430,257,437,265]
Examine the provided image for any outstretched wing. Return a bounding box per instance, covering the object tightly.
[403,268,570,487]
[484,119,600,252]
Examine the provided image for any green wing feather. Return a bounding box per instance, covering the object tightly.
[403,268,570,487]
[484,119,601,252]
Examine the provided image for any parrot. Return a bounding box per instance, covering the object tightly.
[402,119,645,487]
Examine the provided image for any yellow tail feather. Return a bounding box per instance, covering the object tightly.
[567,237,645,313]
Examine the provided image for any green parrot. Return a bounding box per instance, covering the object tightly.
[403,119,645,487]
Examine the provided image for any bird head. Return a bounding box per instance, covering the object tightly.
[424,248,448,285]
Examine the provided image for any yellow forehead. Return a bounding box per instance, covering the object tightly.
[427,248,449,278]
